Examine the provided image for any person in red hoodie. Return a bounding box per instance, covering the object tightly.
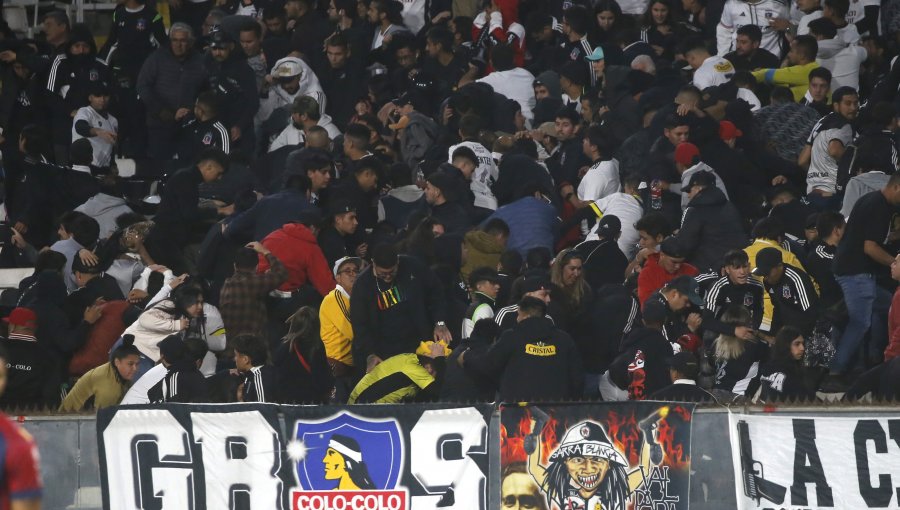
[637,237,699,307]
[258,211,336,320]
[884,254,900,361]
[472,0,526,68]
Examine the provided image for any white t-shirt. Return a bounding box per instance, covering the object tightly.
[577,158,620,202]
[477,67,537,123]
[120,364,166,405]
[806,113,854,194]
[693,56,735,90]
[585,192,644,259]
[72,106,118,167]
[448,141,499,210]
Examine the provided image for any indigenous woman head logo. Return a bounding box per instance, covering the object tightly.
[322,434,376,490]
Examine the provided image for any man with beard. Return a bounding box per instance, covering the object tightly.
[802,86,859,211]
[255,56,326,143]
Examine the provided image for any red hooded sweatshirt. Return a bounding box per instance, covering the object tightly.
[258,223,335,296]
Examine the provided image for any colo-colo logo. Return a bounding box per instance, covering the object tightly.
[101,408,488,510]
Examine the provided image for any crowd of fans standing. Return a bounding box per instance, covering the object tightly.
[2,0,900,410]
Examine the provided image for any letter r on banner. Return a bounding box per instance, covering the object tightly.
[192,411,284,510]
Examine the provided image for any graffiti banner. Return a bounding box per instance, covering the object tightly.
[729,412,900,510]
[500,402,694,510]
[97,403,493,510]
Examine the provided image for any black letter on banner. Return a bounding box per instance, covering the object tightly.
[888,420,900,503]
[131,433,195,510]
[854,420,892,507]
[790,419,834,506]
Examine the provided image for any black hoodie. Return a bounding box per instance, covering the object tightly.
[675,186,748,271]
[609,325,674,400]
[463,315,582,401]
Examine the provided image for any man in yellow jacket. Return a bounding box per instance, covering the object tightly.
[752,35,820,101]
[319,256,362,402]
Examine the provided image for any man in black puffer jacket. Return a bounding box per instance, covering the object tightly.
[674,171,748,271]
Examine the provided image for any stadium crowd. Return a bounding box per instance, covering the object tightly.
[1,0,900,411]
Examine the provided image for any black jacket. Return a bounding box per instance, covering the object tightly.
[240,365,279,403]
[649,381,717,403]
[675,186,748,271]
[153,166,217,241]
[576,238,628,290]
[203,52,259,132]
[351,256,447,365]
[148,360,210,403]
[763,264,820,336]
[440,328,497,402]
[273,341,334,404]
[758,359,817,401]
[46,53,113,145]
[610,325,674,400]
[0,336,61,409]
[464,316,583,402]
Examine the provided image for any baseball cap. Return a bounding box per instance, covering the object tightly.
[719,120,743,141]
[596,215,621,238]
[659,237,687,259]
[4,307,36,328]
[686,170,717,191]
[751,247,783,277]
[520,276,552,294]
[585,46,605,61]
[208,29,233,49]
[468,267,501,288]
[333,256,362,277]
[328,199,356,217]
[271,57,303,79]
[805,213,820,230]
[667,275,703,305]
[674,142,700,166]
[87,80,111,97]
[668,351,700,378]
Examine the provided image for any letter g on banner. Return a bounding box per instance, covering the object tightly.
[410,408,488,509]
[102,409,196,510]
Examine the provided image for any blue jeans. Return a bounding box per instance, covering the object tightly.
[831,274,892,373]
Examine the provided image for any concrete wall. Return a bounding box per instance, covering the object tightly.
[19,407,898,510]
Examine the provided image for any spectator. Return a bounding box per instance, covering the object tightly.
[71,81,118,168]
[177,91,230,161]
[759,326,818,401]
[234,334,277,402]
[752,247,820,337]
[219,242,288,338]
[477,43,536,124]
[58,343,141,412]
[575,215,629,290]
[462,267,501,339]
[683,37,735,91]
[710,305,771,397]
[0,308,61,409]
[724,24,781,72]
[276,306,334,403]
[147,336,210,403]
[461,296,583,401]
[319,257,360,402]
[650,351,718,402]
[751,35,820,101]
[637,237,700,306]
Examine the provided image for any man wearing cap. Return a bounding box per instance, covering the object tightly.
[219,241,288,339]
[495,276,554,332]
[203,29,259,150]
[137,22,207,160]
[318,200,363,267]
[0,308,61,408]
[674,170,748,271]
[462,295,583,401]
[673,142,728,209]
[637,237,700,306]
[574,215,628,290]
[425,171,471,235]
[801,86,859,211]
[753,247,820,337]
[256,56,325,133]
[682,37,735,91]
[650,351,718,402]
[71,81,118,168]
[320,256,361,402]
[462,267,502,340]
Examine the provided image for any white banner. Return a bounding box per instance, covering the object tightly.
[729,413,900,509]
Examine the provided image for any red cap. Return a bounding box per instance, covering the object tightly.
[674,142,700,166]
[719,120,743,141]
[4,307,36,328]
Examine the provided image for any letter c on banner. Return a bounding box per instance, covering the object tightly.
[102,409,196,510]
[192,411,284,510]
[410,408,488,509]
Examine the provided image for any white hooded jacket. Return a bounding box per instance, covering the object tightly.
[254,57,326,129]
[815,38,866,90]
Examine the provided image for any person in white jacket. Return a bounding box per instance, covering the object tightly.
[254,56,326,131]
[268,96,341,152]
[476,43,536,126]
[809,18,866,90]
[717,0,790,57]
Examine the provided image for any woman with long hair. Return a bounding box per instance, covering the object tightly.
[59,344,142,412]
[711,306,771,398]
[123,284,205,381]
[550,249,593,326]
[758,326,817,401]
[594,0,625,42]
[640,0,679,59]
[274,306,334,403]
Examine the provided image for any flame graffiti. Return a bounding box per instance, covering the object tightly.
[500,405,692,470]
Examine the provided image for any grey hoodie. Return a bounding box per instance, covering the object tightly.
[535,70,562,99]
[75,194,135,239]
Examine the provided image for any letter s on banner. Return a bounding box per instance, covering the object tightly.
[192,411,284,510]
[102,409,196,510]
[410,408,487,509]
